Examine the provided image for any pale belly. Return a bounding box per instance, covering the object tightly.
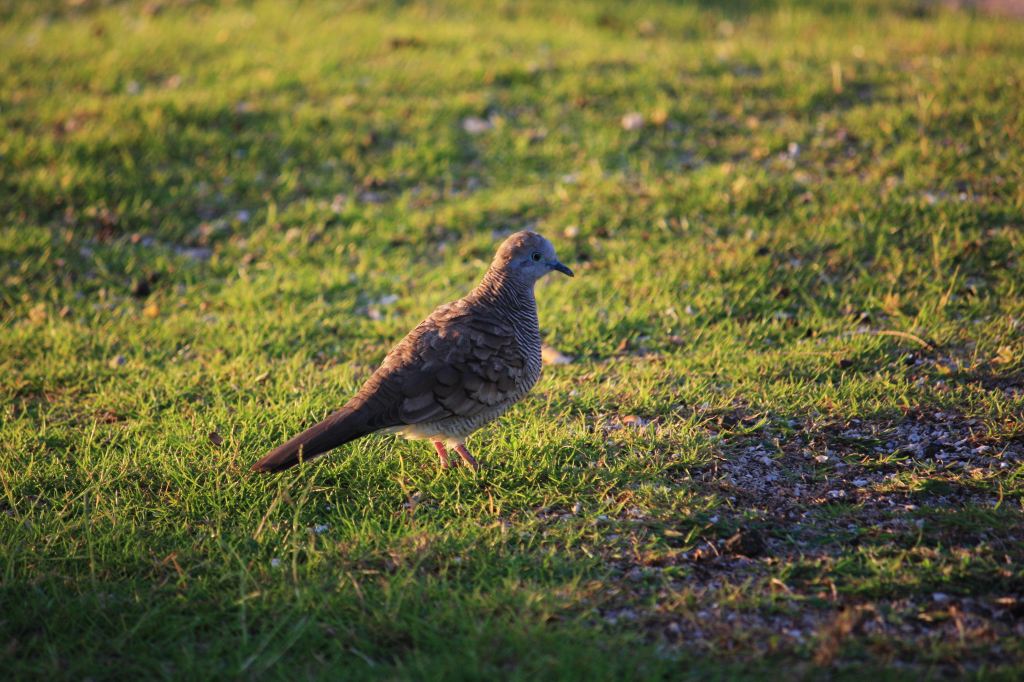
[384,399,521,445]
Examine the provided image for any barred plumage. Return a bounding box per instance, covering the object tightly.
[251,230,573,473]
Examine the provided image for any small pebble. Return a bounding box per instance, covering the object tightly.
[621,112,644,131]
[462,116,493,134]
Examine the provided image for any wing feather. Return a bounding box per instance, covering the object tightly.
[348,303,529,429]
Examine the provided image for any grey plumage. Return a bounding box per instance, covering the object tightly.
[251,230,573,473]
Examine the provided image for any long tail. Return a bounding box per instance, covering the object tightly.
[251,407,371,473]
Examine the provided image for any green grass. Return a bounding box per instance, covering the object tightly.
[2,0,1024,678]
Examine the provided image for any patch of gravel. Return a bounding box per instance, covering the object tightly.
[697,410,1022,526]
[585,409,1024,670]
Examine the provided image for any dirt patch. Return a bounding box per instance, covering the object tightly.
[585,410,1024,670]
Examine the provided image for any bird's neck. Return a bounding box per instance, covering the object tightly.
[474,268,537,317]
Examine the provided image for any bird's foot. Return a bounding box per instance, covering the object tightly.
[454,444,479,472]
[433,441,452,469]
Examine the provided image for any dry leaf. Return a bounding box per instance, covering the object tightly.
[635,19,657,36]
[208,431,224,446]
[96,410,122,424]
[541,344,574,365]
[28,303,47,324]
[882,292,901,315]
[994,346,1016,365]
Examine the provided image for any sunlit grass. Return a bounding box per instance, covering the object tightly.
[2,0,1023,679]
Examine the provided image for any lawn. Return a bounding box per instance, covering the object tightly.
[2,0,1023,678]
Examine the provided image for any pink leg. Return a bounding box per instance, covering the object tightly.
[433,441,452,469]
[454,443,479,472]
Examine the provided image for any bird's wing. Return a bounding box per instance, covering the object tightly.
[349,302,529,429]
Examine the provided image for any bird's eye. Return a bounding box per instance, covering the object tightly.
[531,252,542,262]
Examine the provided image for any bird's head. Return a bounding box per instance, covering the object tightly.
[492,230,574,284]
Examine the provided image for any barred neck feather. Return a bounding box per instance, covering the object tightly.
[471,267,538,319]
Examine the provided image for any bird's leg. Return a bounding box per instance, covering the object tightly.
[453,443,479,472]
[433,441,452,468]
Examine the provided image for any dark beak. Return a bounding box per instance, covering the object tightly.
[551,261,574,277]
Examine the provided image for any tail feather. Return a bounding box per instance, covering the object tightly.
[251,407,370,473]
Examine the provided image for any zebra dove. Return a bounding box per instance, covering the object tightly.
[251,230,573,473]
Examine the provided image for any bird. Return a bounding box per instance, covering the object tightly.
[251,230,574,474]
